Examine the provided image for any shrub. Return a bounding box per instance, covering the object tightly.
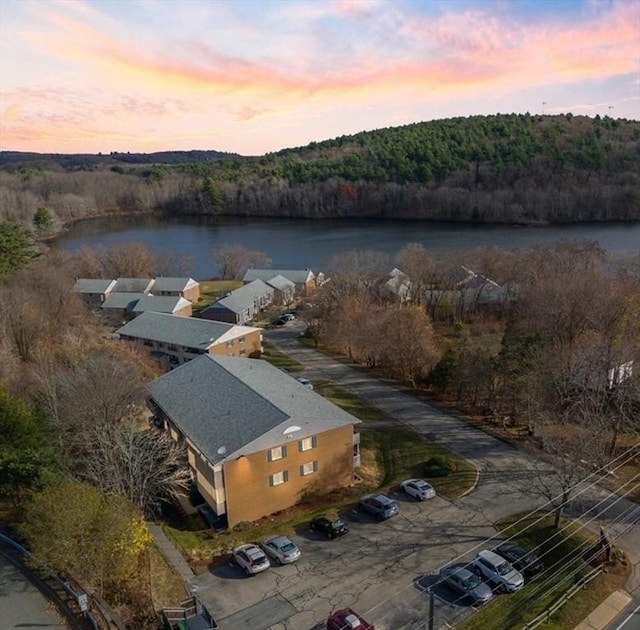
[424,455,451,478]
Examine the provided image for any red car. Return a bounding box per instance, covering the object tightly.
[327,608,375,630]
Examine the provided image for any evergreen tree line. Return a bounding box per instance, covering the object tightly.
[1,114,638,229]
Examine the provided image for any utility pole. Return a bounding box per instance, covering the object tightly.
[542,101,547,115]
[428,588,435,630]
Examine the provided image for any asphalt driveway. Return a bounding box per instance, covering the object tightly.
[191,322,639,630]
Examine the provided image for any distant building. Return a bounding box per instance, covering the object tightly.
[117,311,262,369]
[73,278,116,306]
[243,269,317,297]
[200,280,274,325]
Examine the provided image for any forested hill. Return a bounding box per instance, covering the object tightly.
[1,114,639,227]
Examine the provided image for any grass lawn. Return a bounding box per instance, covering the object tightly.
[458,512,631,630]
[192,279,242,313]
[360,426,477,499]
[260,341,305,373]
[313,380,389,423]
[148,543,188,610]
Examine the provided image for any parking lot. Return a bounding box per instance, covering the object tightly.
[192,489,503,630]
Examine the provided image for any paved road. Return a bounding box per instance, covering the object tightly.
[193,323,639,630]
[0,554,68,630]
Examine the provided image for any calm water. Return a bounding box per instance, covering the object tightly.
[54,215,640,280]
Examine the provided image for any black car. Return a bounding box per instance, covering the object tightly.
[496,544,544,576]
[272,318,287,326]
[310,513,349,539]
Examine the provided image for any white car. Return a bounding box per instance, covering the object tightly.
[232,543,270,576]
[401,478,436,501]
[297,377,314,390]
[260,535,301,565]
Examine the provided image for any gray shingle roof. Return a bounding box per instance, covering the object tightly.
[147,356,359,465]
[152,277,198,292]
[73,278,116,294]
[102,292,146,310]
[132,295,191,314]
[204,280,273,315]
[265,274,295,291]
[117,311,255,350]
[113,278,155,293]
[243,269,314,284]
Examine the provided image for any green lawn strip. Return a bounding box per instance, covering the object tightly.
[458,513,628,630]
[313,380,389,423]
[360,426,476,500]
[260,341,305,373]
[192,279,243,313]
[161,500,348,567]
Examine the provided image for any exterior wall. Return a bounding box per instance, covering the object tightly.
[208,329,262,359]
[174,303,193,317]
[183,285,200,303]
[201,308,239,324]
[223,424,355,527]
[122,330,261,370]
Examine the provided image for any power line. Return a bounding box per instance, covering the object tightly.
[355,444,640,628]
[411,493,639,630]
[460,484,640,630]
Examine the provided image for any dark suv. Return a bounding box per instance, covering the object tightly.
[310,514,349,539]
[358,494,399,520]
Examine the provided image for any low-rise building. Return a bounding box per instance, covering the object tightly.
[265,274,296,306]
[101,291,148,321]
[152,277,200,303]
[147,355,361,528]
[117,311,262,369]
[243,269,317,297]
[112,277,155,294]
[73,278,116,306]
[200,280,274,325]
[132,295,193,318]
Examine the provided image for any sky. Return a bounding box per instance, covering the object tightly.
[1,0,639,156]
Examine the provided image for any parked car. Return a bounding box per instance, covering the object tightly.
[232,543,270,576]
[297,377,314,390]
[496,543,544,576]
[310,513,349,539]
[260,535,301,565]
[472,549,525,592]
[358,493,399,521]
[272,318,287,326]
[439,564,494,606]
[327,608,375,630]
[280,313,296,321]
[400,478,436,501]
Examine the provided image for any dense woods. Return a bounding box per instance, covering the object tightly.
[1,114,638,230]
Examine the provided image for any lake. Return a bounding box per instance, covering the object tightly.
[53,215,640,280]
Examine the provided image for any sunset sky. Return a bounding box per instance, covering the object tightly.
[1,0,639,156]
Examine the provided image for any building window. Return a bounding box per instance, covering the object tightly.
[239,349,246,356]
[168,344,178,351]
[168,355,180,365]
[267,445,287,462]
[226,340,234,348]
[143,339,153,347]
[238,336,245,344]
[299,436,318,452]
[300,461,319,476]
[269,470,289,487]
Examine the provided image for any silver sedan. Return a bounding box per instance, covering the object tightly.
[260,535,301,565]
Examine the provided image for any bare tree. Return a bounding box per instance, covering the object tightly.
[531,423,608,528]
[102,241,156,277]
[82,422,191,517]
[377,304,438,385]
[212,245,271,280]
